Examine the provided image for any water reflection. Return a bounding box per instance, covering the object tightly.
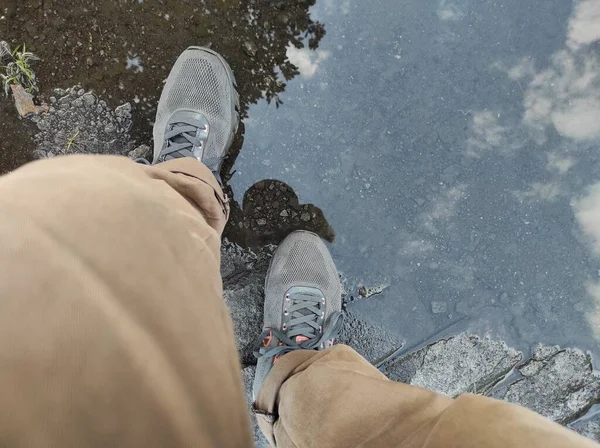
[223,178,334,248]
[0,0,327,171]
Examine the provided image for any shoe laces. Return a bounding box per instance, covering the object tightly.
[254,290,344,361]
[158,118,209,161]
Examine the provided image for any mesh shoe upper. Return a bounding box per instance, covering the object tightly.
[153,47,239,171]
[253,231,343,400]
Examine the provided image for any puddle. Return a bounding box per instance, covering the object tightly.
[0,0,325,169]
[1,0,600,355]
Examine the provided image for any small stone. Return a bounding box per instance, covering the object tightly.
[431,301,448,314]
[50,96,57,104]
[77,89,85,96]
[104,123,116,134]
[72,98,84,108]
[300,212,311,222]
[82,93,96,106]
[127,145,150,160]
[58,95,71,105]
[86,56,94,68]
[115,102,132,118]
[279,210,289,217]
[32,149,47,159]
[57,109,66,117]
[48,107,56,113]
[53,88,67,96]
[242,41,258,57]
[256,218,267,226]
[414,197,426,207]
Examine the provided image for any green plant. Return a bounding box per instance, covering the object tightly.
[0,44,40,96]
[65,129,80,153]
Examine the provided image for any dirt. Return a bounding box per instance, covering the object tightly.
[0,0,325,172]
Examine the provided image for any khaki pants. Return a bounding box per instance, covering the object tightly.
[0,155,594,448]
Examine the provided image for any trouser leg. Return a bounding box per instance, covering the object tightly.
[0,155,252,447]
[255,345,597,448]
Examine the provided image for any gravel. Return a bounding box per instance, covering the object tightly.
[31,85,134,159]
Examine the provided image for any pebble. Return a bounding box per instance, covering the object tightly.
[50,97,57,104]
[431,301,448,314]
[104,123,116,134]
[58,95,71,105]
[300,213,311,222]
[256,218,267,226]
[72,98,84,108]
[32,149,48,159]
[242,41,258,57]
[77,89,85,96]
[82,93,96,106]
[414,197,426,207]
[115,103,132,118]
[279,210,289,217]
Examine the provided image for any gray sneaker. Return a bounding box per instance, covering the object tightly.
[152,46,240,173]
[252,231,344,400]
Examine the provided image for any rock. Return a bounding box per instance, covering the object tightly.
[256,218,267,226]
[414,197,426,207]
[243,40,258,57]
[532,343,560,360]
[572,418,600,443]
[53,88,67,96]
[32,149,47,159]
[82,93,96,107]
[10,84,48,117]
[279,210,289,217]
[50,97,57,104]
[499,348,600,424]
[337,311,403,364]
[72,98,84,108]
[127,145,150,160]
[115,102,132,118]
[381,333,522,397]
[104,123,116,134]
[431,301,448,314]
[77,89,85,96]
[300,212,311,222]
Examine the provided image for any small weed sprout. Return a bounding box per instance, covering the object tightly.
[0,42,40,96]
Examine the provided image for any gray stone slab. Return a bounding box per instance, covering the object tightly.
[382,333,522,397]
[499,347,600,425]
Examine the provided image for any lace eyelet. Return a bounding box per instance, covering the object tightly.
[284,309,289,316]
[322,297,325,304]
[282,324,287,331]
[286,294,290,302]
[321,311,325,318]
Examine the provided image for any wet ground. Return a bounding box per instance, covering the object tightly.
[1,0,600,355]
